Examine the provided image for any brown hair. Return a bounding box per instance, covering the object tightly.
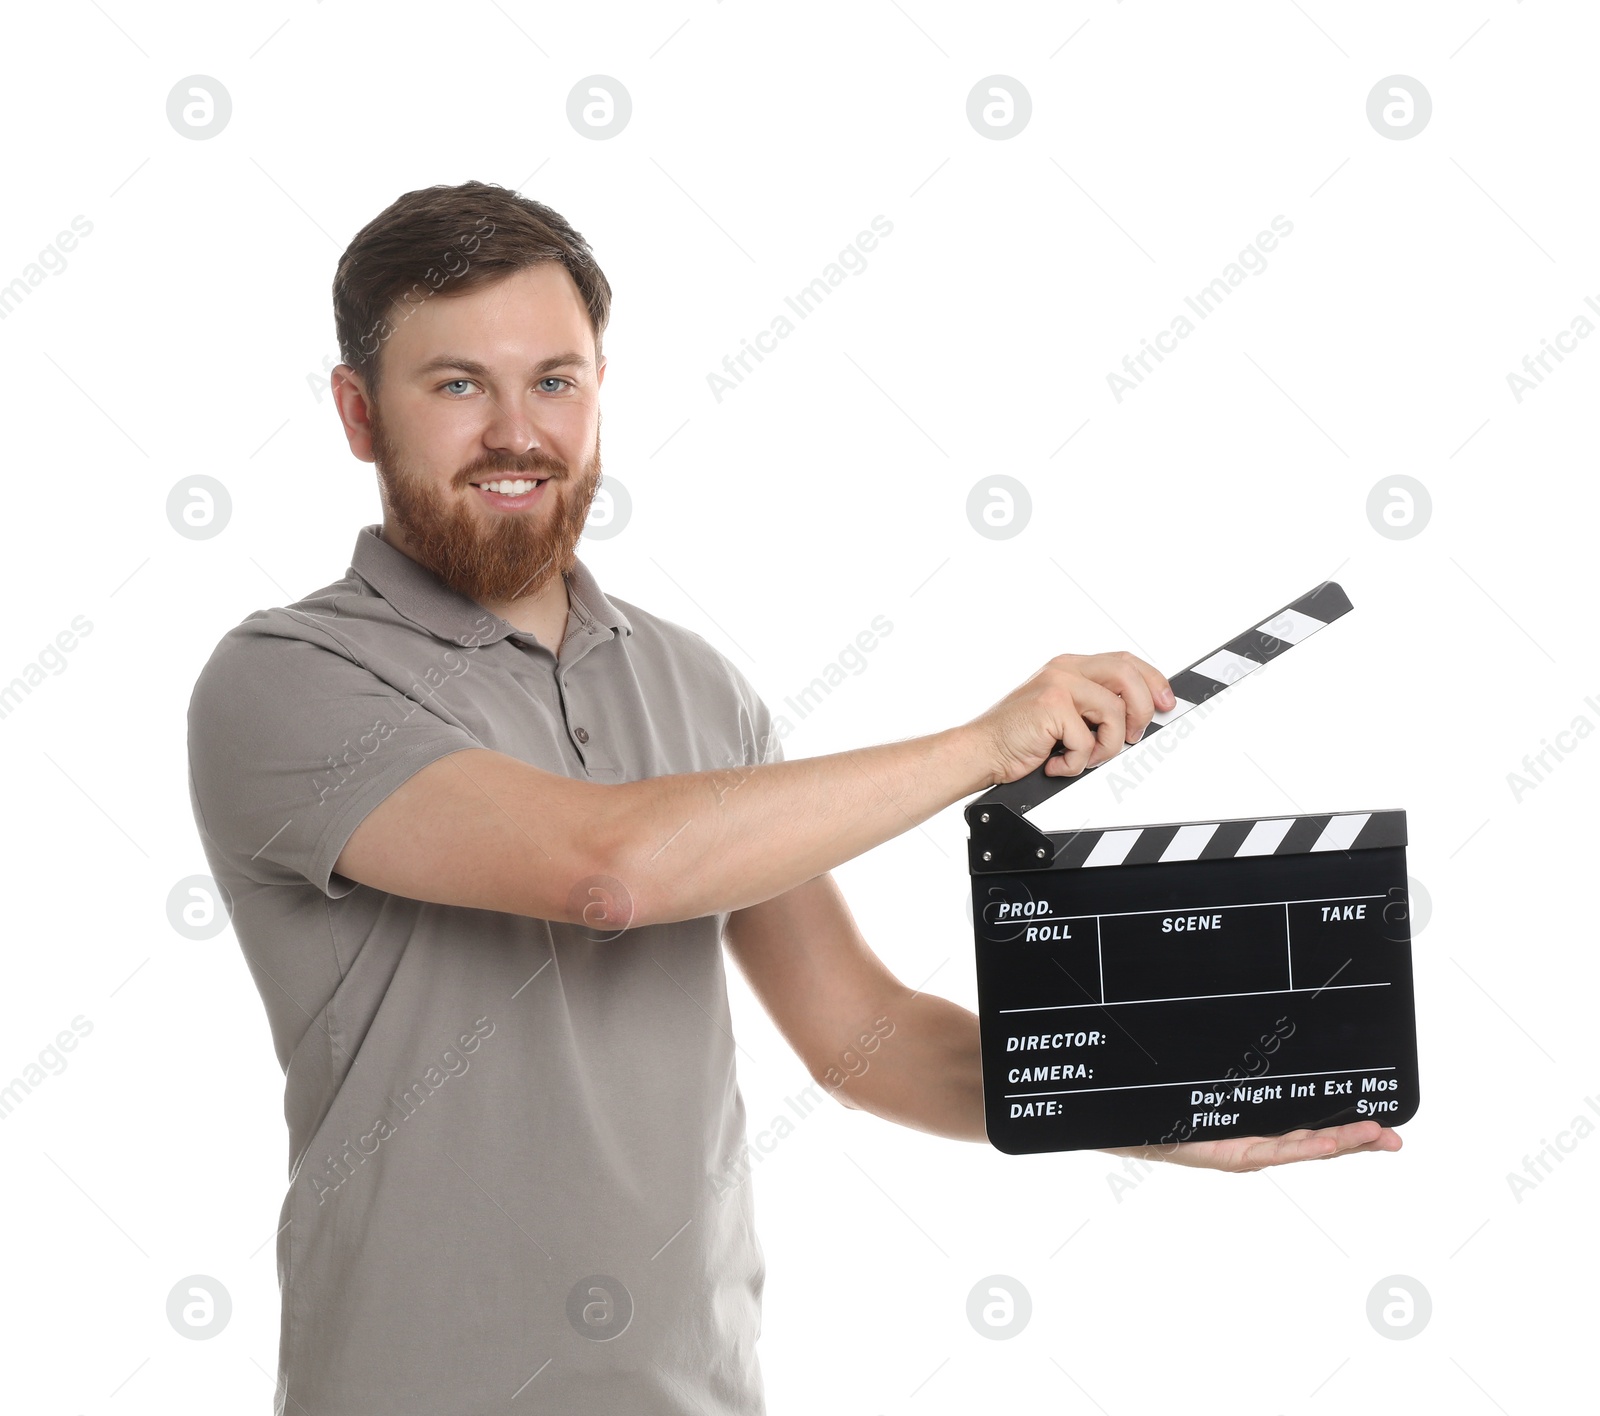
[332,180,612,397]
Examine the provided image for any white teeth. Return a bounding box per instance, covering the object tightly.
[478,479,542,495]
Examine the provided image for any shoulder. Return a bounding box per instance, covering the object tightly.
[607,593,752,694]
[187,570,384,720]
[607,592,784,764]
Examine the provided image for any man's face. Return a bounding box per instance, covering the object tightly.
[353,262,606,606]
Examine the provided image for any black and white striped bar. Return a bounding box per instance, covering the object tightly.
[1051,807,1406,870]
[971,581,1354,819]
[1149,580,1353,741]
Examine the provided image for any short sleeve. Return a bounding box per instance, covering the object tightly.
[750,685,785,767]
[718,656,785,770]
[187,615,482,898]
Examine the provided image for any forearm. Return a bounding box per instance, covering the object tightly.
[604,727,996,926]
[826,987,988,1143]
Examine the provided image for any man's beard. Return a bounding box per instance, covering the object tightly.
[370,402,602,606]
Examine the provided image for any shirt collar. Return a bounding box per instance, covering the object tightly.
[349,523,633,648]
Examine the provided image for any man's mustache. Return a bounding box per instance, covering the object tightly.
[460,457,567,483]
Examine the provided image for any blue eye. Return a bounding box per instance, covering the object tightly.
[539,377,572,393]
[442,379,474,395]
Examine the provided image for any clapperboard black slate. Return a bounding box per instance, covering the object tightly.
[966,583,1421,1154]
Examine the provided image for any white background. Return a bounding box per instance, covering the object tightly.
[1,1,1594,1412]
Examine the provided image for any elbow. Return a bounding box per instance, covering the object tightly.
[811,1068,866,1112]
[580,804,674,931]
[568,839,650,931]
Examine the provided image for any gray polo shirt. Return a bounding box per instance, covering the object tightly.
[186,524,783,1415]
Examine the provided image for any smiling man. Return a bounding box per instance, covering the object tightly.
[186,181,1400,1416]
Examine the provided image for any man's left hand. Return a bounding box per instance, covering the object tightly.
[1101,1119,1402,1173]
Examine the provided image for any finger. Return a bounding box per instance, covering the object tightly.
[1043,705,1099,777]
[1241,1121,1398,1170]
[1081,650,1174,718]
[1313,1120,1399,1152]
[1069,679,1127,769]
[1232,1132,1336,1170]
[1318,1132,1395,1152]
[1325,1126,1402,1155]
[1078,652,1161,743]
[1266,1121,1389,1150]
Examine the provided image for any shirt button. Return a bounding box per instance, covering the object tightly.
[574,726,589,743]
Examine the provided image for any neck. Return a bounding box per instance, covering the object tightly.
[480,570,571,648]
[379,520,573,652]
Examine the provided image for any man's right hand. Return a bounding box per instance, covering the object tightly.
[966,651,1176,788]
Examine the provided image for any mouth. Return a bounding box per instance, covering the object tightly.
[468,475,552,511]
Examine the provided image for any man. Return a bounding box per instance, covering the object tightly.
[186,180,1400,1416]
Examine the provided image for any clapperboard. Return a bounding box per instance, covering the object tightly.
[966,583,1420,1153]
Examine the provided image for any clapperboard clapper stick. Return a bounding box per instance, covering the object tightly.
[965,582,1421,1154]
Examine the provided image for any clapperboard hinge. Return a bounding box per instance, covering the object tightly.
[967,802,1056,875]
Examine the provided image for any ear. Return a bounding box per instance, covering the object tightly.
[331,364,377,462]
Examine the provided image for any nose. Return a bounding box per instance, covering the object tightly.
[483,397,539,459]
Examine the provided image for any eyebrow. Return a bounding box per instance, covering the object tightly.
[413,351,593,380]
